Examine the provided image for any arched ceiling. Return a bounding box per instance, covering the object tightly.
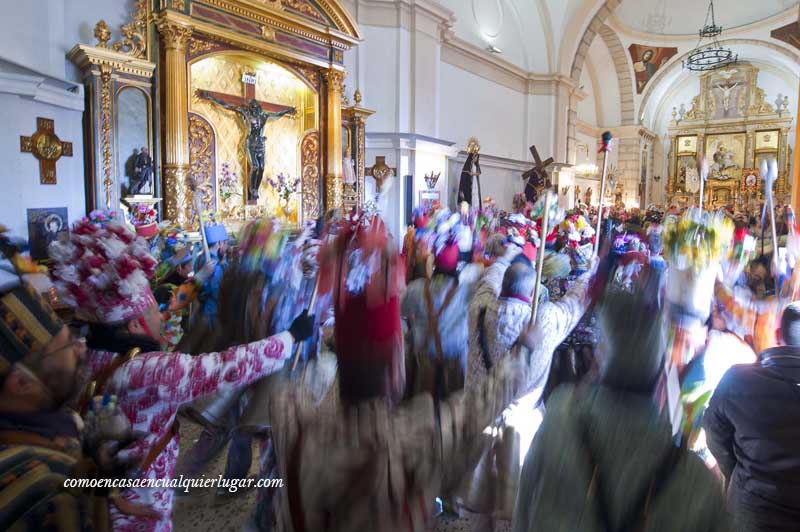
[437,0,593,73]
[615,0,795,36]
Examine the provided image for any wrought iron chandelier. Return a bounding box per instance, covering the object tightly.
[682,0,737,72]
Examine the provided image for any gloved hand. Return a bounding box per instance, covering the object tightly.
[288,310,316,342]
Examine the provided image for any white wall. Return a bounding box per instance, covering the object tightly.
[587,36,621,127]
[439,62,527,160]
[0,92,85,238]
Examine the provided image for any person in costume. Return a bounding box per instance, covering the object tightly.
[0,236,142,532]
[239,212,548,532]
[401,235,482,399]
[196,220,230,322]
[513,269,730,532]
[704,302,800,532]
[48,219,315,532]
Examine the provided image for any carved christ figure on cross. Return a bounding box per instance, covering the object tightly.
[197,87,296,202]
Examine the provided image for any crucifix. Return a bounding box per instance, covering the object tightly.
[522,145,554,203]
[20,117,73,184]
[197,71,296,204]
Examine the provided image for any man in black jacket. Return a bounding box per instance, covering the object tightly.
[704,301,800,531]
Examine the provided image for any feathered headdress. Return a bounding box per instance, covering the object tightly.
[49,220,157,323]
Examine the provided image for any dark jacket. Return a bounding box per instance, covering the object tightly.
[703,346,800,531]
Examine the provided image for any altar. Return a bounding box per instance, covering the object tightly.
[666,63,793,210]
[68,0,373,230]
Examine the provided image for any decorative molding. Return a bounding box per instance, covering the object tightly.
[67,44,157,79]
[301,130,320,220]
[440,33,579,96]
[0,71,84,111]
[99,65,113,210]
[191,0,361,46]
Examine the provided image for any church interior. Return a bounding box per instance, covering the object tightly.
[3,0,797,242]
[1,1,800,531]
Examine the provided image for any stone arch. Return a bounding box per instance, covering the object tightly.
[568,0,623,81]
[597,25,634,125]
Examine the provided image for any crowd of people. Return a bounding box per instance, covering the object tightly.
[0,190,798,532]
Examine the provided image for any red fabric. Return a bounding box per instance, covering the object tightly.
[335,293,401,364]
[434,243,459,273]
[522,242,537,262]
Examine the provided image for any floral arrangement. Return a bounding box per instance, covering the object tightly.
[663,208,734,271]
[130,203,157,227]
[83,209,116,226]
[267,173,301,202]
[219,161,241,201]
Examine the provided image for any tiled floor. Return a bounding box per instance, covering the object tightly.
[172,422,259,532]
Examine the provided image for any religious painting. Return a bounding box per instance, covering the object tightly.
[190,53,318,222]
[629,44,678,94]
[677,155,697,190]
[755,130,779,152]
[708,69,748,120]
[705,133,745,181]
[26,208,67,261]
[419,190,441,210]
[677,135,697,155]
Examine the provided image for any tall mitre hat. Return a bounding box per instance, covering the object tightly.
[319,213,405,402]
[49,219,157,324]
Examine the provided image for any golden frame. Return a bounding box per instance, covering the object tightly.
[114,85,154,198]
[677,135,698,155]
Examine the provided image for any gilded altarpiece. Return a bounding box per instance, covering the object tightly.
[667,63,793,210]
[69,0,366,227]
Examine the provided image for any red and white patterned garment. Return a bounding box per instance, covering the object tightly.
[87,332,293,532]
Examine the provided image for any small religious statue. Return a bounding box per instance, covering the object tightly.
[198,90,295,202]
[575,185,581,205]
[614,182,625,209]
[130,147,152,195]
[584,187,593,206]
[522,145,554,204]
[458,137,482,206]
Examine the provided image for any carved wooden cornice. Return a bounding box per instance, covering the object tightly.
[67,44,156,79]
[186,0,360,50]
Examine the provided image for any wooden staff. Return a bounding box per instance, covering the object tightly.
[593,131,613,256]
[530,191,552,327]
[190,180,211,263]
[699,157,708,213]
[767,159,781,293]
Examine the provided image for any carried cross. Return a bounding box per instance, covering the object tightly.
[522,145,554,203]
[20,117,73,184]
[202,71,293,115]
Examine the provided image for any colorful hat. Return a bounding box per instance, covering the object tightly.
[49,220,157,324]
[324,214,404,402]
[434,241,459,273]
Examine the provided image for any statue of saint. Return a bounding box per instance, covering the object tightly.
[198,90,295,202]
[584,187,593,206]
[130,147,152,195]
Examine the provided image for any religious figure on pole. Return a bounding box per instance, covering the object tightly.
[197,90,296,202]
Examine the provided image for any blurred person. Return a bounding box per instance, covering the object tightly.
[704,302,800,531]
[49,220,314,532]
[514,268,729,532]
[0,244,139,531]
[245,214,546,532]
[401,239,482,399]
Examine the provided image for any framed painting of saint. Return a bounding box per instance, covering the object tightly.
[629,44,678,94]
